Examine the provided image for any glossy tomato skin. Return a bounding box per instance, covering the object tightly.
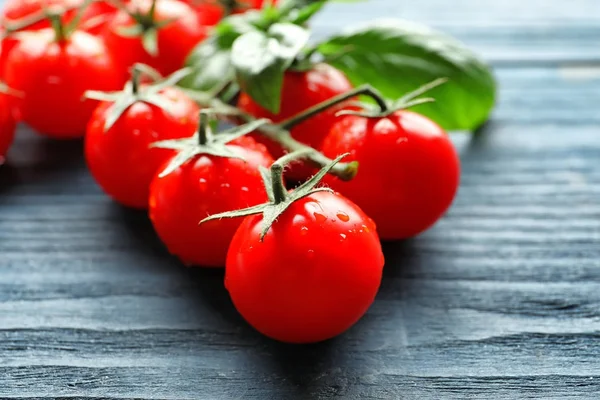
[237,64,353,180]
[4,29,122,138]
[226,191,384,343]
[0,93,17,164]
[321,110,461,240]
[85,87,199,209]
[149,137,274,267]
[103,0,208,80]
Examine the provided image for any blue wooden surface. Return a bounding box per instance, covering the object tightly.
[1,0,599,398]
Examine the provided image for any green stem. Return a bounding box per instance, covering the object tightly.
[279,84,389,130]
[48,13,66,42]
[269,150,311,203]
[131,67,141,95]
[198,112,210,145]
[270,164,287,204]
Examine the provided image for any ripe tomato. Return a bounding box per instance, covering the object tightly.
[149,135,273,267]
[225,190,384,343]
[4,28,122,138]
[0,0,115,75]
[103,0,209,80]
[321,110,461,240]
[1,0,74,77]
[237,63,353,180]
[0,92,17,164]
[85,87,199,209]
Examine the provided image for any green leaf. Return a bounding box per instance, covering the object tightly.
[180,37,235,92]
[283,0,327,24]
[231,22,309,113]
[317,19,497,131]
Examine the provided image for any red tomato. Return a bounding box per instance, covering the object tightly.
[0,93,17,164]
[103,0,209,80]
[0,0,114,76]
[1,0,74,77]
[321,110,461,240]
[149,136,274,267]
[237,63,353,180]
[4,29,122,138]
[225,190,384,343]
[85,87,199,209]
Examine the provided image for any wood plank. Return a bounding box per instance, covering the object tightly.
[0,0,599,397]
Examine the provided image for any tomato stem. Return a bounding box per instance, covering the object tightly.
[198,112,210,145]
[278,85,389,130]
[131,67,141,95]
[48,12,66,42]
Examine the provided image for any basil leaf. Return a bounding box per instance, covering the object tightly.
[285,0,327,25]
[180,36,234,92]
[317,19,497,131]
[232,22,309,113]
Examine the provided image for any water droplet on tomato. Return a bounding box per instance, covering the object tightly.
[241,186,249,192]
[220,182,230,189]
[362,224,370,233]
[336,212,350,222]
[307,249,315,258]
[300,226,309,235]
[340,233,347,240]
[313,212,327,224]
[199,178,207,184]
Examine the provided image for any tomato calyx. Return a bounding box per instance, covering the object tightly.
[151,109,269,177]
[115,0,176,56]
[200,150,348,241]
[85,64,190,131]
[336,77,448,119]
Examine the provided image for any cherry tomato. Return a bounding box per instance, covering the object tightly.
[0,92,17,164]
[103,0,209,80]
[225,190,384,343]
[1,0,75,77]
[85,87,199,209]
[149,136,274,267]
[4,28,122,138]
[321,110,461,240]
[0,0,115,76]
[237,63,353,181]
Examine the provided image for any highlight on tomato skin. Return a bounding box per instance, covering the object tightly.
[237,63,354,181]
[85,87,200,209]
[224,190,385,344]
[3,28,123,138]
[321,109,461,240]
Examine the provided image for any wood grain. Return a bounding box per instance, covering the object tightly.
[0,0,599,398]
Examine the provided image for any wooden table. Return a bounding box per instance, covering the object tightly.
[1,0,599,398]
